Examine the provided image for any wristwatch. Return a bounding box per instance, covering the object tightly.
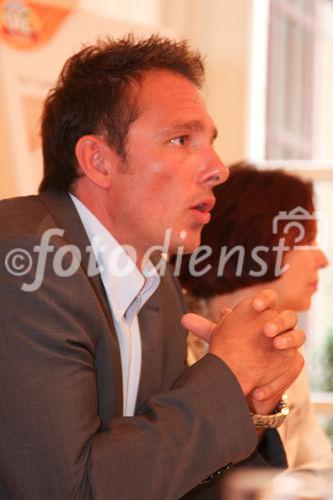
[251,394,289,429]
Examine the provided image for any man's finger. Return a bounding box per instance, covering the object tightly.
[263,309,298,337]
[251,288,278,312]
[251,352,304,401]
[181,313,215,342]
[273,329,305,350]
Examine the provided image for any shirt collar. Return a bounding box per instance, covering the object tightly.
[69,194,160,323]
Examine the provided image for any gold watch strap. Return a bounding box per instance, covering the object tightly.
[251,394,289,429]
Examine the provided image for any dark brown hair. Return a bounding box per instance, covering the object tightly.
[175,162,315,298]
[39,34,205,192]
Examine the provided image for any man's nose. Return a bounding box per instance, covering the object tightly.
[316,248,329,269]
[197,151,229,187]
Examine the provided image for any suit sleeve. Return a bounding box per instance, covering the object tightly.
[0,237,258,500]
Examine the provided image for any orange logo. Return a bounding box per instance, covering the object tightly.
[0,0,77,49]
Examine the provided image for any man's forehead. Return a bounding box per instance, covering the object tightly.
[136,69,202,103]
[160,119,218,140]
[132,70,217,136]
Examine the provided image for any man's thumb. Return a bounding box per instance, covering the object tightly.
[181,313,215,342]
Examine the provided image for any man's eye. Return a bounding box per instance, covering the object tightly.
[170,136,188,146]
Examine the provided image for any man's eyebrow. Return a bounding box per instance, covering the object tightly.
[161,120,218,141]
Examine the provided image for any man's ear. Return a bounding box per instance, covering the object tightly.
[75,135,114,188]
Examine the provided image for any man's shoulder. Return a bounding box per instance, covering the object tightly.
[0,194,49,240]
[0,194,40,209]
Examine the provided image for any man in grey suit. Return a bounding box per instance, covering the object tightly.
[0,35,304,499]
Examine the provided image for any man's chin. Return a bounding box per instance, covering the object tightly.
[167,226,203,255]
[176,237,202,255]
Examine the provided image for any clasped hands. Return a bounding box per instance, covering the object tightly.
[182,289,305,415]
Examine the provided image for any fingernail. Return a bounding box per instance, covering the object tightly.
[253,298,264,311]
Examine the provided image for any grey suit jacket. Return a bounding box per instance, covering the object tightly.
[0,191,260,499]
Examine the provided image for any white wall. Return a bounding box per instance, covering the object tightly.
[316,0,333,162]
[79,0,160,26]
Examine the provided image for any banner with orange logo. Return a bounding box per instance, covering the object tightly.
[0,0,77,49]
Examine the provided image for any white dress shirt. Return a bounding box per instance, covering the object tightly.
[70,194,160,416]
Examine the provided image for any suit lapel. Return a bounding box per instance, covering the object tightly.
[38,190,123,416]
[38,191,110,312]
[136,288,163,412]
